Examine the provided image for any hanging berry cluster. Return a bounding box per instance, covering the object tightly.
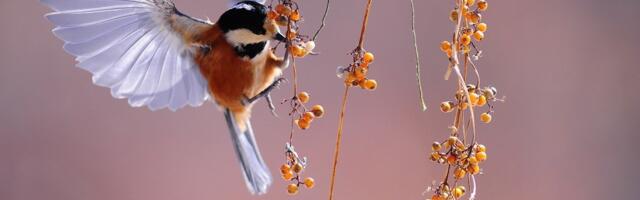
[428,0,501,200]
[280,143,316,195]
[338,51,377,91]
[328,0,375,200]
[268,0,323,195]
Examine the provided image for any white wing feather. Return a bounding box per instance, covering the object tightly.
[42,0,212,111]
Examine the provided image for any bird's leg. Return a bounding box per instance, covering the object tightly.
[265,93,278,117]
[243,77,286,106]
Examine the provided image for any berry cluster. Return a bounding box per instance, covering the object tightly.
[440,85,499,124]
[268,1,316,57]
[280,143,315,195]
[428,0,500,199]
[269,1,322,195]
[441,0,489,59]
[429,137,487,199]
[328,1,375,199]
[293,91,325,130]
[338,51,378,91]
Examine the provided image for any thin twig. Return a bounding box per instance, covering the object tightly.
[410,0,427,111]
[328,86,350,200]
[312,0,331,41]
[357,0,373,49]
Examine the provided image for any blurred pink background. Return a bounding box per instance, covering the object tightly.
[2,0,640,199]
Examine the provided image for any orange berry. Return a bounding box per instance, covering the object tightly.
[287,183,299,195]
[469,92,480,105]
[453,186,466,198]
[478,0,488,11]
[363,52,375,63]
[469,12,481,24]
[465,0,475,6]
[454,167,466,179]
[303,177,315,188]
[473,31,485,41]
[440,101,454,113]
[468,156,479,164]
[310,105,325,118]
[468,164,480,175]
[344,73,358,87]
[476,144,487,152]
[476,151,487,162]
[440,41,452,52]
[449,9,459,22]
[290,45,308,57]
[354,67,368,80]
[430,152,441,161]
[477,95,487,107]
[290,10,301,21]
[302,112,315,121]
[280,164,291,174]
[292,163,304,173]
[297,118,311,130]
[480,112,492,123]
[267,10,278,20]
[275,4,291,16]
[460,35,472,46]
[447,136,458,146]
[447,154,457,165]
[362,79,378,91]
[432,142,442,151]
[477,23,488,32]
[282,171,294,180]
[297,92,310,103]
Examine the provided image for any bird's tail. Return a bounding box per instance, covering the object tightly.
[223,109,272,195]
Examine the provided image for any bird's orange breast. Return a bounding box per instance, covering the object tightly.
[194,26,282,114]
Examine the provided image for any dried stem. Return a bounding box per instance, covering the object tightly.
[328,86,350,200]
[357,0,373,49]
[410,0,427,111]
[312,0,331,41]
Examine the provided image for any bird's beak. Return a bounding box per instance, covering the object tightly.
[274,32,286,42]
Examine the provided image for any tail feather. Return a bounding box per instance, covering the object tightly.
[224,109,272,195]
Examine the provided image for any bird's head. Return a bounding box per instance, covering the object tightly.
[218,1,285,46]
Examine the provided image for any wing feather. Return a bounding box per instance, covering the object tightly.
[43,0,213,111]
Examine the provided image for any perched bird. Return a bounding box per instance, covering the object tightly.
[41,0,289,195]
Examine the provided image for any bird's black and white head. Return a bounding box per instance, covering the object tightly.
[218,1,285,48]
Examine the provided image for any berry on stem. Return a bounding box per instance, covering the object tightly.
[287,183,299,195]
[297,92,310,103]
[480,112,492,123]
[304,177,315,188]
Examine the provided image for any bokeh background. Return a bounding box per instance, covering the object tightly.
[2,0,640,199]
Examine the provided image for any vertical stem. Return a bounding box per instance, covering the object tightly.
[410,0,427,111]
[357,0,373,49]
[328,86,350,200]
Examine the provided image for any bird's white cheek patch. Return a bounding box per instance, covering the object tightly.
[225,29,269,46]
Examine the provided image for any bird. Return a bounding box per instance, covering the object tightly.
[41,0,290,195]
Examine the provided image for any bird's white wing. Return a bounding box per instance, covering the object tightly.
[42,0,213,111]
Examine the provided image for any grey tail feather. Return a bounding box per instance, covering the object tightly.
[224,109,272,195]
